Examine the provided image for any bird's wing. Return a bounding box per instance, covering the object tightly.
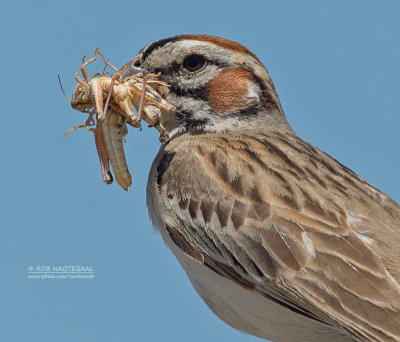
[156,132,400,342]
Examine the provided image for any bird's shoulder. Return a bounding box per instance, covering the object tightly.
[157,130,399,219]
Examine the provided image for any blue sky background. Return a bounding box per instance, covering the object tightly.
[1,1,399,341]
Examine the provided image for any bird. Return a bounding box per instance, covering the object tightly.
[120,34,400,341]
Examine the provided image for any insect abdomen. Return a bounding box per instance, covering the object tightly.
[102,110,132,190]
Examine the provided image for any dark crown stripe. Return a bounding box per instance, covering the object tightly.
[141,36,181,60]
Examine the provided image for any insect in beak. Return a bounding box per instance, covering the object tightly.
[65,50,176,190]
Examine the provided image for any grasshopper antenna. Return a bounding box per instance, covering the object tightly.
[58,74,72,102]
[101,60,109,74]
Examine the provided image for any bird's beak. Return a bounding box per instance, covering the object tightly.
[120,56,147,79]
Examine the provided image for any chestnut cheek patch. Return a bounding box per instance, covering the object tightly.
[206,67,256,114]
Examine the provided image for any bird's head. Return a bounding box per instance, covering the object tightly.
[121,34,291,136]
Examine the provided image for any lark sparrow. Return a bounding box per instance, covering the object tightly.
[121,35,400,342]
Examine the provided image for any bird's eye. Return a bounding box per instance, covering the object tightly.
[183,55,205,72]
